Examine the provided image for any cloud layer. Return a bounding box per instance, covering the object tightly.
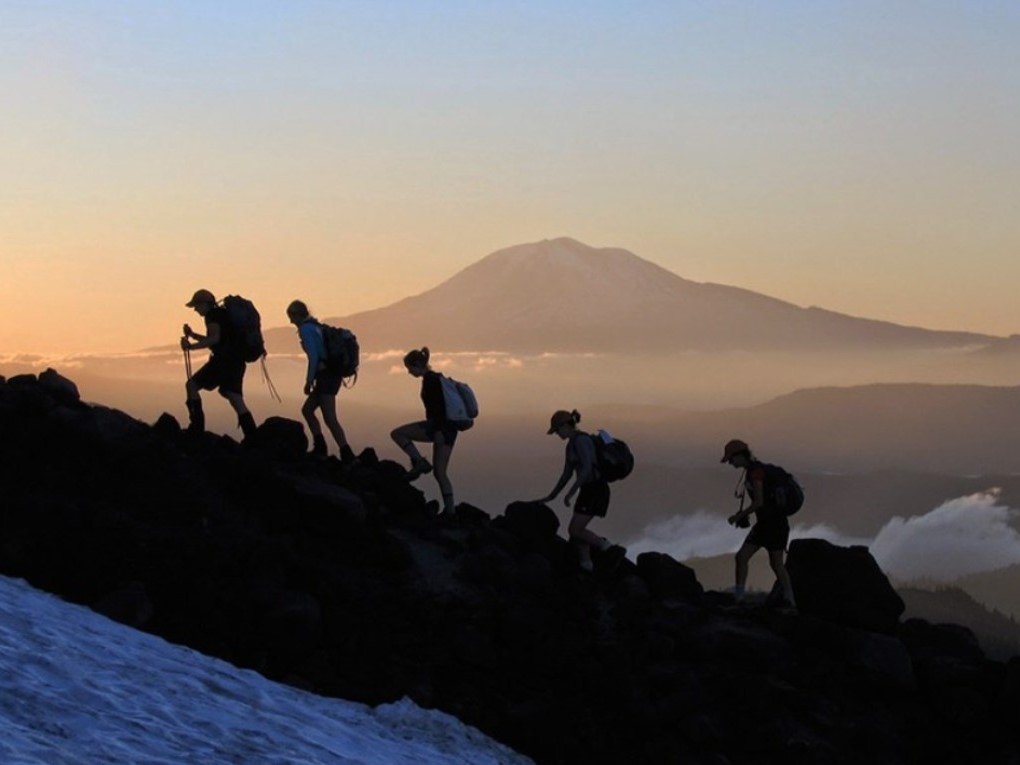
[626,490,1020,584]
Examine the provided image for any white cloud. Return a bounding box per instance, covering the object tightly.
[870,489,1020,582]
[625,510,744,560]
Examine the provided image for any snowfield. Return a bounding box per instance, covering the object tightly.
[0,576,533,765]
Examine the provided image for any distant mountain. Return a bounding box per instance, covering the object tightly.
[266,237,998,354]
[603,382,1020,475]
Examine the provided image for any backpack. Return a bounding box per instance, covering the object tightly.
[318,323,360,380]
[439,375,478,431]
[591,429,634,483]
[760,462,805,516]
[221,295,266,363]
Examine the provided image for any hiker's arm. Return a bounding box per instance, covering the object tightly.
[297,323,321,389]
[184,322,220,350]
[730,479,764,525]
[538,461,573,503]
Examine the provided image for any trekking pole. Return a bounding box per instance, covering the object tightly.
[182,341,193,382]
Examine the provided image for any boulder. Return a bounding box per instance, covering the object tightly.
[498,501,560,545]
[787,538,904,634]
[636,551,703,602]
[250,416,307,459]
[39,368,80,405]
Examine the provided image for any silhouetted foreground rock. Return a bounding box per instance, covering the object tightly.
[1,370,1018,764]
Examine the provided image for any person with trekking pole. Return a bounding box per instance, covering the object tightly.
[181,289,257,442]
[390,347,459,517]
[286,300,358,464]
[721,438,796,610]
[536,409,626,572]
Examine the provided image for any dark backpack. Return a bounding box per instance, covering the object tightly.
[319,323,360,379]
[221,295,266,363]
[591,430,634,483]
[760,462,805,516]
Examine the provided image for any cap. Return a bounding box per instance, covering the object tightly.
[720,438,750,463]
[186,289,216,308]
[547,410,575,434]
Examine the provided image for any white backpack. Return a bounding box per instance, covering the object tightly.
[440,375,479,431]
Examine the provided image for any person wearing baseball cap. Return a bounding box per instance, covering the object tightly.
[721,438,795,610]
[535,409,626,573]
[181,289,257,442]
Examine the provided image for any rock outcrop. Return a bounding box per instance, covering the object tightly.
[0,371,1017,764]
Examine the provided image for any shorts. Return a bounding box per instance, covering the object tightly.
[424,420,459,447]
[312,368,343,396]
[191,354,245,396]
[745,508,790,552]
[575,480,610,518]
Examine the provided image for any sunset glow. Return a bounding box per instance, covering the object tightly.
[3,2,1019,356]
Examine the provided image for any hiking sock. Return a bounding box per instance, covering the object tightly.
[339,444,356,464]
[238,412,257,441]
[311,433,328,457]
[185,399,205,433]
[401,443,424,464]
[441,493,455,515]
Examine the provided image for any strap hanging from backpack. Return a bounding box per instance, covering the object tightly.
[259,357,282,403]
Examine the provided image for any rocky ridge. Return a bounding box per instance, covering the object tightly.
[0,370,1017,764]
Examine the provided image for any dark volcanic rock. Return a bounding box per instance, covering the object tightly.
[0,372,1018,765]
[787,538,905,633]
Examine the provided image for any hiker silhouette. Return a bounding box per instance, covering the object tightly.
[535,409,626,572]
[722,438,797,609]
[286,300,357,464]
[389,347,460,516]
[181,289,257,441]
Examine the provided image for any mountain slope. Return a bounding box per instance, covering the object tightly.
[266,237,997,353]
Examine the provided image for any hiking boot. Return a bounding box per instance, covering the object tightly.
[185,399,205,435]
[339,444,357,465]
[238,412,257,442]
[310,434,328,458]
[404,457,433,481]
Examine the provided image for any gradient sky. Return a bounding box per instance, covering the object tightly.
[3,1,1019,355]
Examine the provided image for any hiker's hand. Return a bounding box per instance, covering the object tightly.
[183,324,194,338]
[180,337,190,351]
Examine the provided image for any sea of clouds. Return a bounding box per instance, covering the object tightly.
[627,490,1020,584]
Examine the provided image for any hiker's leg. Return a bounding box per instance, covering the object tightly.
[298,395,327,456]
[567,512,604,570]
[431,434,454,513]
[300,394,323,436]
[391,422,430,464]
[222,390,250,418]
[221,390,256,440]
[185,374,206,433]
[734,542,758,596]
[768,549,796,606]
[318,394,351,452]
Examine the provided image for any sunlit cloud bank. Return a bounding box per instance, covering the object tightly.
[626,491,1020,584]
[870,489,1020,583]
[627,511,871,562]
[385,351,527,375]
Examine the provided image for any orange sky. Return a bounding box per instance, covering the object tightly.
[3,2,1019,356]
